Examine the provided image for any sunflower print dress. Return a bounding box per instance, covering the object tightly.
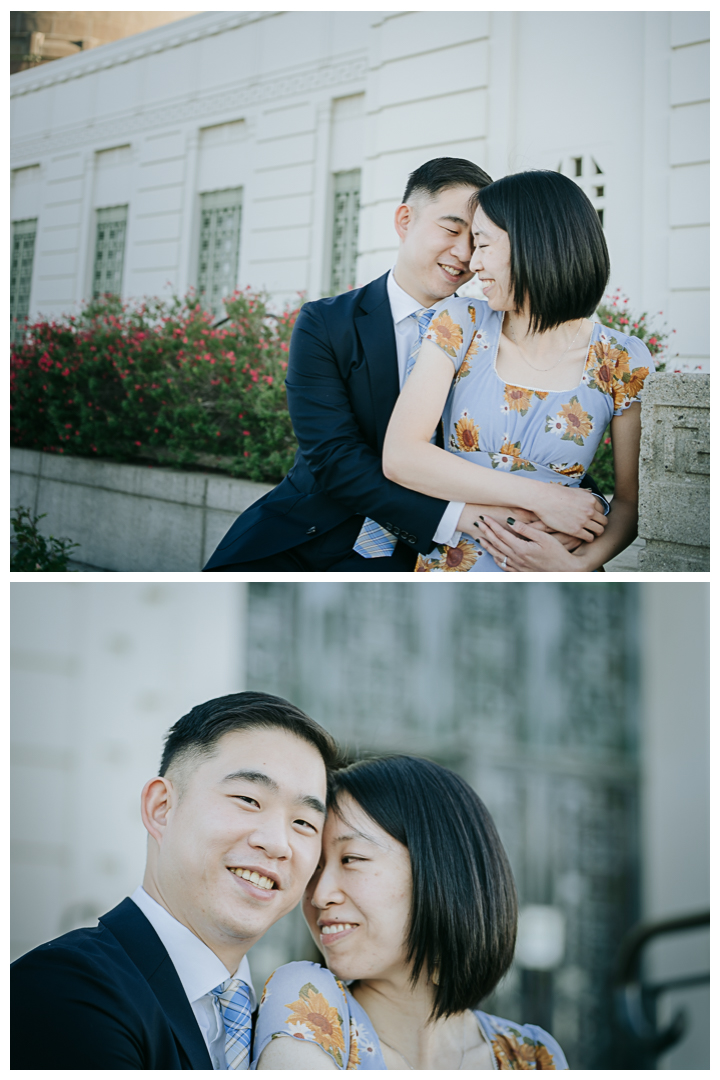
[250,961,568,1069]
[413,297,654,573]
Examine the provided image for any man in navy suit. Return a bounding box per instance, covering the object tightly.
[204,158,503,572]
[204,157,608,572]
[10,692,339,1069]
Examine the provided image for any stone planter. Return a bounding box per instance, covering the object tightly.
[637,373,709,571]
[10,448,272,571]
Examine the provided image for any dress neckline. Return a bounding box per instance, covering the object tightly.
[490,313,598,395]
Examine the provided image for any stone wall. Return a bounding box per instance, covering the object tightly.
[637,373,709,571]
[10,447,271,571]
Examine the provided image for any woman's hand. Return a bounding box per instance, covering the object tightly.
[475,516,593,572]
[528,484,606,541]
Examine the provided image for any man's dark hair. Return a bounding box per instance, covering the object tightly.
[473,169,610,334]
[402,156,492,204]
[328,755,518,1018]
[159,691,341,785]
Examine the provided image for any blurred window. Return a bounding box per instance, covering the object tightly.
[197,188,243,319]
[92,205,128,298]
[330,169,361,295]
[11,218,37,342]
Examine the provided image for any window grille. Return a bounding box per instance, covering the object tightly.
[330,170,361,295]
[92,205,128,298]
[197,188,243,319]
[557,155,606,228]
[11,218,37,342]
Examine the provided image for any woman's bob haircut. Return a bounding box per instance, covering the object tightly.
[328,755,518,1018]
[473,169,610,334]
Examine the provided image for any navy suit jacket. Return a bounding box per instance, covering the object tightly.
[204,273,448,569]
[11,897,213,1070]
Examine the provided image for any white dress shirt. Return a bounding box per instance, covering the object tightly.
[386,269,464,545]
[131,886,255,1070]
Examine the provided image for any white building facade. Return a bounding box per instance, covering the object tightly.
[10,10,709,369]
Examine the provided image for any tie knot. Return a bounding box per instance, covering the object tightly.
[412,307,435,332]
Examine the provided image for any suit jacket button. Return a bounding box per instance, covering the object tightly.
[393,526,401,537]
[408,534,417,544]
[400,531,408,540]
[306,526,317,535]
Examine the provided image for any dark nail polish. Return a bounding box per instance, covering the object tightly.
[478,515,484,521]
[507,517,515,525]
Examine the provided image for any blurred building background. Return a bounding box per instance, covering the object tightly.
[10,582,708,1069]
[10,12,198,74]
[10,11,709,369]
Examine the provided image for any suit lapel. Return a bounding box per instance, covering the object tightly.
[100,898,213,1070]
[355,273,400,450]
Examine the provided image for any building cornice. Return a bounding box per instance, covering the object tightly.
[11,53,369,164]
[10,11,280,98]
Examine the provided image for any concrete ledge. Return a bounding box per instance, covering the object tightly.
[11,448,272,571]
[638,373,709,571]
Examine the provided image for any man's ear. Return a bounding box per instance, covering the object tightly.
[394,202,413,242]
[141,776,175,845]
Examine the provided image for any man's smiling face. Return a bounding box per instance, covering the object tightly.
[393,183,477,307]
[151,727,327,960]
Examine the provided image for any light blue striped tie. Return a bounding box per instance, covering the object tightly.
[353,307,435,558]
[211,977,253,1069]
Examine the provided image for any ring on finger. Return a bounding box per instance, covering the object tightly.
[501,555,508,569]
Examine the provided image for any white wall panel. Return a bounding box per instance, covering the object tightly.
[666,289,709,361]
[373,88,487,156]
[667,226,709,290]
[254,132,316,170]
[669,42,709,105]
[374,39,489,108]
[669,102,709,165]
[669,164,709,227]
[11,165,42,218]
[670,11,710,47]
[376,10,489,62]
[260,103,315,140]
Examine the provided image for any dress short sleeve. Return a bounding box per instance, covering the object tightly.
[477,1011,569,1070]
[585,327,655,416]
[251,961,353,1069]
[424,297,489,375]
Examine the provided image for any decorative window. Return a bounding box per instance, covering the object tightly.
[93,205,128,298]
[557,155,605,227]
[330,170,361,295]
[197,188,243,319]
[11,218,37,341]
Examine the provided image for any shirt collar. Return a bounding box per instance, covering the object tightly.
[386,267,430,325]
[130,886,255,1008]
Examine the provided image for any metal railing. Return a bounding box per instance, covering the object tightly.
[614,910,709,1068]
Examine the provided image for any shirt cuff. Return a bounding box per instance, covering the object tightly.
[592,492,611,516]
[433,502,465,545]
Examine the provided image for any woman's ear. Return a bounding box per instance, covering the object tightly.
[140,776,174,844]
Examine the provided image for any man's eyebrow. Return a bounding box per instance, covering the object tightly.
[300,795,327,819]
[222,769,278,789]
[439,214,469,226]
[221,770,326,818]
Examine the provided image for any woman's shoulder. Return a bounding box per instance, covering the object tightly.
[593,322,655,367]
[260,960,347,1005]
[475,1009,569,1070]
[425,296,498,369]
[253,962,353,1070]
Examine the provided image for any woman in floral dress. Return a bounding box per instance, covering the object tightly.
[382,170,653,572]
[252,756,568,1070]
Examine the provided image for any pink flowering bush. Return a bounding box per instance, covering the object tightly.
[10,289,300,484]
[589,289,675,492]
